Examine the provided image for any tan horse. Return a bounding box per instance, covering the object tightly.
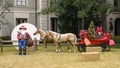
[46,31,77,52]
[33,29,53,50]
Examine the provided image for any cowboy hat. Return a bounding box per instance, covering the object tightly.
[19,25,27,30]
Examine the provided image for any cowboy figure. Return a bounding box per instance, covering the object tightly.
[17,25,29,55]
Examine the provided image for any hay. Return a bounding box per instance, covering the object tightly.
[86,47,102,52]
[81,52,100,61]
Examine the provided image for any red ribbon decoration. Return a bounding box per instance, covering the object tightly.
[95,26,103,35]
[79,30,88,38]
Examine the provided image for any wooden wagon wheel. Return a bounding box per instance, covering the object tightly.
[76,44,81,52]
[101,44,111,51]
[76,44,86,52]
[105,45,111,51]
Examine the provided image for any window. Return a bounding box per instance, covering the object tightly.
[16,0,26,6]
[51,18,59,32]
[114,0,120,6]
[16,18,27,25]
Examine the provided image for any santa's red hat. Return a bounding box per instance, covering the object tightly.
[19,25,27,30]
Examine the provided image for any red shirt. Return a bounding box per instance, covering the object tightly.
[17,32,29,40]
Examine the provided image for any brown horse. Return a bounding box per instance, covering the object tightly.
[33,29,53,50]
[46,31,77,52]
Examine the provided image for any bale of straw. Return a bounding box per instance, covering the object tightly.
[81,52,100,61]
[86,47,102,52]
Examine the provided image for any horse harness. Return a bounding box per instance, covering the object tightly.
[55,33,61,41]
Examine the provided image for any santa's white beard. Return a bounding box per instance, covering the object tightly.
[20,30,26,35]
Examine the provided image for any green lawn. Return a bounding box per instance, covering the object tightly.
[0,44,120,68]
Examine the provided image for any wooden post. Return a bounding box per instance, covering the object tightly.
[34,38,38,51]
[0,39,3,52]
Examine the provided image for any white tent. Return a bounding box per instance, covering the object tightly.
[11,23,40,45]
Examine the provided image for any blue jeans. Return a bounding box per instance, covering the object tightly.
[18,40,27,49]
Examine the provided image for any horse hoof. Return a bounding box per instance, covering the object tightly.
[74,50,76,53]
[56,49,59,52]
[58,49,61,52]
[68,50,72,52]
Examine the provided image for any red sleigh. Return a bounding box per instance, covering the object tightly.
[79,33,110,45]
[77,29,114,52]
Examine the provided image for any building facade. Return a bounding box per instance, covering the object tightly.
[0,0,120,37]
[106,0,120,35]
[0,0,37,36]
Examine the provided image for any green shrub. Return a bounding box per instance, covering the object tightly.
[0,36,12,44]
[110,36,120,43]
[0,36,11,40]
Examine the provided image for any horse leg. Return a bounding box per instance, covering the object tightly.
[70,41,76,52]
[43,40,47,51]
[67,43,72,52]
[58,43,61,52]
[55,42,59,52]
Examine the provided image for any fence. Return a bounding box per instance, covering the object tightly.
[0,39,39,52]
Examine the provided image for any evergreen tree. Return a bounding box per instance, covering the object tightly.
[58,0,78,33]
[40,0,120,33]
[74,0,113,29]
[40,0,78,33]
[88,20,95,39]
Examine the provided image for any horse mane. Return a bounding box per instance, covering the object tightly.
[46,31,59,38]
[38,29,46,36]
[48,30,58,35]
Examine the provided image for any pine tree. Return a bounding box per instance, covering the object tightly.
[88,20,95,39]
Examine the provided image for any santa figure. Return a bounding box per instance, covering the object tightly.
[17,25,29,55]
